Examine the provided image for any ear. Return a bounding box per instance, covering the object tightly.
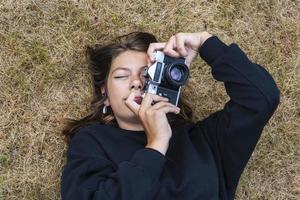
[101,86,110,106]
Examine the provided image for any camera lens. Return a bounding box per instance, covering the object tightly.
[170,66,183,81]
[165,63,189,86]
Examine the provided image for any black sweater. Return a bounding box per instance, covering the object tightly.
[61,36,280,200]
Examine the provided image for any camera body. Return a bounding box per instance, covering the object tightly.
[143,51,190,106]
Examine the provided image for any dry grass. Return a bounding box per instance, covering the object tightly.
[0,0,299,199]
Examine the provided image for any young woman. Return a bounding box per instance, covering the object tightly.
[60,31,280,200]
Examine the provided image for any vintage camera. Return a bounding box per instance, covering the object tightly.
[143,51,190,106]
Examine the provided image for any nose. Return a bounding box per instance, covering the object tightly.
[130,77,144,90]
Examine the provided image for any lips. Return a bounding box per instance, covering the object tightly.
[123,91,144,105]
[134,96,143,105]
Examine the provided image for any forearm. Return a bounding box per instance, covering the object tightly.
[62,130,167,200]
[145,139,170,156]
[198,36,280,113]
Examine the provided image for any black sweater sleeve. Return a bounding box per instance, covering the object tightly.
[195,36,280,198]
[61,128,166,200]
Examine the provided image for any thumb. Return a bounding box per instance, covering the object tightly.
[185,50,198,68]
[124,91,140,115]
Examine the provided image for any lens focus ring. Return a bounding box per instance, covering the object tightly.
[165,63,189,86]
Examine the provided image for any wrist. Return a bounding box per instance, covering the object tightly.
[199,31,213,47]
[145,140,170,155]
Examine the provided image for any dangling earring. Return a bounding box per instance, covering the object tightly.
[102,105,107,114]
[102,91,108,114]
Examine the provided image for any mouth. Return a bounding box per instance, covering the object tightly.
[123,92,144,105]
[134,96,143,105]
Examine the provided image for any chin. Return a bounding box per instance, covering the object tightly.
[126,110,140,120]
[115,107,138,119]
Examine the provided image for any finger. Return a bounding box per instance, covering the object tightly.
[153,104,181,115]
[124,91,140,115]
[140,93,169,110]
[164,36,180,58]
[147,57,152,67]
[147,42,166,62]
[150,101,180,112]
[185,50,198,68]
[139,93,167,117]
[175,33,188,57]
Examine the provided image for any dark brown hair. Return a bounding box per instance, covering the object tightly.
[61,32,194,144]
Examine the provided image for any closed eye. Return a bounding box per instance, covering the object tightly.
[114,76,128,79]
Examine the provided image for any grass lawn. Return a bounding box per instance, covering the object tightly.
[0,0,299,199]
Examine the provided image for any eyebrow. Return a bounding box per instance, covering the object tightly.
[112,66,147,74]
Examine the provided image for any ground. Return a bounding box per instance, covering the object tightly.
[0,0,299,199]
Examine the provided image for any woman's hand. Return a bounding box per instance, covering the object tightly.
[147,31,213,67]
[125,90,180,154]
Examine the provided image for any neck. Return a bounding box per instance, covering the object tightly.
[115,116,144,131]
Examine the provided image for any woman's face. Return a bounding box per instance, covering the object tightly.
[104,50,149,130]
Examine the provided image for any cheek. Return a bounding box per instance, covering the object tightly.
[110,80,128,91]
[108,80,128,103]
[106,77,138,116]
